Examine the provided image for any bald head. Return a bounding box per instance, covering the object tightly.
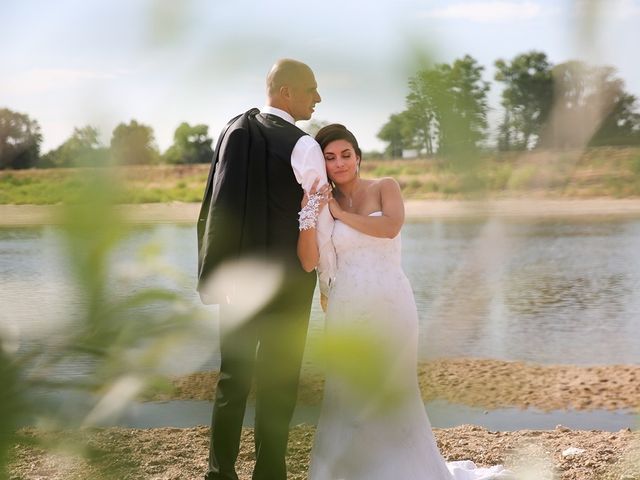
[267,59,312,96]
[266,59,321,121]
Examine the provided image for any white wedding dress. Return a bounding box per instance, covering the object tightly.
[308,212,509,480]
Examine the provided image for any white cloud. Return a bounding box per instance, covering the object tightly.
[0,68,122,96]
[421,1,545,22]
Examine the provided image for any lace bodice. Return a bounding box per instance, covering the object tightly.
[332,211,402,275]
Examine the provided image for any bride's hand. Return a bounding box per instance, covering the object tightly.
[302,178,331,210]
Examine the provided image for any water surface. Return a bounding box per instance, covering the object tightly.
[2,216,640,374]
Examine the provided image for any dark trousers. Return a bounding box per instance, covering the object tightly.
[205,271,315,480]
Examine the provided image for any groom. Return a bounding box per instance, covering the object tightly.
[197,59,334,480]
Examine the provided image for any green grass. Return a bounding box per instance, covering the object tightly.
[1,147,640,204]
[0,173,86,204]
[631,154,640,175]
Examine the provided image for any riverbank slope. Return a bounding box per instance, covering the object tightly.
[3,198,640,226]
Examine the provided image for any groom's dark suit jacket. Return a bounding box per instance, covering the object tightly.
[197,108,314,303]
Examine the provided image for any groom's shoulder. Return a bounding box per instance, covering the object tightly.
[230,108,260,129]
[254,113,308,143]
[215,109,258,141]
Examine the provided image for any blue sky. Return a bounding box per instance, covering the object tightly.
[1,0,639,153]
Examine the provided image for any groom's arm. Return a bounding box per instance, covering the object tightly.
[291,135,328,191]
[291,136,336,295]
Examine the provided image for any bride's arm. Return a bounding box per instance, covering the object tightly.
[330,177,404,238]
[297,224,319,272]
[297,180,329,272]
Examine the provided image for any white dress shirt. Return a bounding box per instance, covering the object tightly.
[261,106,336,295]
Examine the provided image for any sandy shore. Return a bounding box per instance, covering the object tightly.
[9,424,640,480]
[9,358,640,479]
[3,198,640,226]
[147,358,640,413]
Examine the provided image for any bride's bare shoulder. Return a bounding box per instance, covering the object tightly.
[372,177,401,194]
[366,177,400,189]
[377,177,400,187]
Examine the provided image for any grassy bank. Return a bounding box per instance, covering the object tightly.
[368,146,640,199]
[0,165,207,205]
[1,147,639,205]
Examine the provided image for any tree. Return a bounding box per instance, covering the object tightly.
[403,55,489,157]
[442,55,490,155]
[541,61,639,148]
[377,112,412,158]
[0,108,43,169]
[590,92,640,146]
[110,120,159,165]
[163,122,214,164]
[41,126,107,167]
[494,51,553,150]
[405,67,446,155]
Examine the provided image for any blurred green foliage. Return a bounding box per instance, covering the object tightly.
[0,167,212,478]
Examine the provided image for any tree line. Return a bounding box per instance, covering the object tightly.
[0,112,214,169]
[2,49,640,169]
[378,50,640,157]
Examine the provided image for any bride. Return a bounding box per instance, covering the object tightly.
[297,124,509,480]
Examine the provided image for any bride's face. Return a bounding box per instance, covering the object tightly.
[323,139,360,185]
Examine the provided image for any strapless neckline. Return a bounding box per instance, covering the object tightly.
[337,211,382,222]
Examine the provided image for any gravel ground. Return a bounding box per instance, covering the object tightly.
[9,425,640,480]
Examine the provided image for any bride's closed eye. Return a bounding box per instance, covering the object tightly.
[324,154,351,161]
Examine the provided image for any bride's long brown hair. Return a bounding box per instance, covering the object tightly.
[315,124,362,165]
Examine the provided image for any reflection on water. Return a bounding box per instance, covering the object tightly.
[25,390,638,432]
[1,216,640,374]
[404,217,640,364]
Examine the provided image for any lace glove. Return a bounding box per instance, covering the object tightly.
[298,191,325,231]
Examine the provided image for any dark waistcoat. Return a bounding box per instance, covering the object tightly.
[197,109,314,302]
[256,113,307,255]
